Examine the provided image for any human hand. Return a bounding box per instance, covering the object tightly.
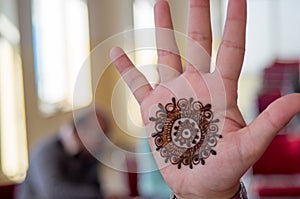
[110,0,300,198]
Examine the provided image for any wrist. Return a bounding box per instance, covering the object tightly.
[230,181,247,199]
[170,181,247,199]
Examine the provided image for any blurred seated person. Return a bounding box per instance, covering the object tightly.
[15,109,109,199]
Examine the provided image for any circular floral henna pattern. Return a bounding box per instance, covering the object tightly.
[149,97,222,169]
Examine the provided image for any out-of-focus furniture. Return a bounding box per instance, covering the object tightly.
[252,134,300,198]
[0,183,15,199]
[257,60,299,113]
[253,60,300,198]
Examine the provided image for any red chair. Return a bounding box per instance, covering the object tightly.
[0,184,15,199]
[252,134,300,197]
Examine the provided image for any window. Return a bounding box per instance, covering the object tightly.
[32,0,92,115]
[126,0,157,133]
[133,0,158,84]
[0,14,27,182]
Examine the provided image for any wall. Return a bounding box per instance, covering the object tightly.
[0,0,18,27]
[17,0,135,150]
[16,0,300,161]
[18,0,73,150]
[87,0,135,148]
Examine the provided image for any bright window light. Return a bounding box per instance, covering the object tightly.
[0,38,28,182]
[127,0,157,130]
[32,0,92,115]
[133,0,157,74]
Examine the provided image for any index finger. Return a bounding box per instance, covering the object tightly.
[110,47,152,104]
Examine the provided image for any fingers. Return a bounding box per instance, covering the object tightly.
[186,0,212,73]
[242,94,300,164]
[216,0,247,82]
[110,47,152,104]
[154,0,182,82]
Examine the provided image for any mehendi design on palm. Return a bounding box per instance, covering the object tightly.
[150,97,222,169]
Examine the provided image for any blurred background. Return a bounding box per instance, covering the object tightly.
[0,0,299,198]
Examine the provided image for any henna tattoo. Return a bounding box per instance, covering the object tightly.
[149,97,222,169]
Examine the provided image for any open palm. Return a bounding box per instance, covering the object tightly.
[110,0,300,198]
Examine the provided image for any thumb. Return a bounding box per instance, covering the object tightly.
[241,93,300,164]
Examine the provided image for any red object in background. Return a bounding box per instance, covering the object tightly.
[0,184,15,199]
[253,134,300,197]
[253,134,300,175]
[126,158,139,197]
[257,60,299,113]
[257,92,282,113]
[258,187,300,197]
[254,60,300,197]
